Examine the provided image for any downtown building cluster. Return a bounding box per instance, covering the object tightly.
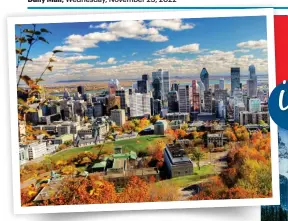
[18,66,269,165]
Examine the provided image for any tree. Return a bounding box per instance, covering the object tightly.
[181,123,188,131]
[150,115,161,124]
[207,142,215,163]
[117,176,150,203]
[191,147,205,170]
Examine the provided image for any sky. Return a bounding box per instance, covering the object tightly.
[16,16,268,84]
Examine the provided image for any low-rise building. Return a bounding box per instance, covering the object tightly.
[20,142,47,160]
[166,112,190,122]
[154,120,168,135]
[164,143,193,178]
[206,133,224,147]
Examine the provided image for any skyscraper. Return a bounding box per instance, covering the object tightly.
[171,83,179,92]
[247,64,257,97]
[77,86,85,95]
[129,92,151,117]
[108,79,120,95]
[219,78,225,90]
[167,91,179,113]
[152,69,170,100]
[197,81,205,112]
[116,89,129,111]
[200,68,209,91]
[137,74,150,94]
[192,80,200,112]
[231,67,240,95]
[152,77,162,100]
[178,85,191,113]
[204,90,213,113]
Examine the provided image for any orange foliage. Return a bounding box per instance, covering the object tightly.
[117,176,150,203]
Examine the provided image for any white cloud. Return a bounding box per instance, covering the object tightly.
[106,20,168,42]
[237,39,267,49]
[53,32,118,53]
[107,57,116,64]
[89,23,108,29]
[132,52,137,56]
[54,20,169,53]
[96,57,117,65]
[233,49,250,53]
[149,19,195,31]
[154,43,200,55]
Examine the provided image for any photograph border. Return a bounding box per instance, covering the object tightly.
[7,8,279,214]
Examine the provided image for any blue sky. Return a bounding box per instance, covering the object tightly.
[16,16,268,83]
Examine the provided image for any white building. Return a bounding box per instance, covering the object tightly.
[21,142,47,160]
[129,93,151,117]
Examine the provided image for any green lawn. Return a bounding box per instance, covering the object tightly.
[158,165,215,188]
[50,135,165,162]
[114,135,166,153]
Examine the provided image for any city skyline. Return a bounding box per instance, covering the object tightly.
[16,16,268,84]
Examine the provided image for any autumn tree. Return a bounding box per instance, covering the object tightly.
[191,147,205,170]
[150,115,161,124]
[117,176,150,203]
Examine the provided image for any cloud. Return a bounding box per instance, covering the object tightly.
[149,19,195,31]
[233,49,250,53]
[53,32,118,52]
[132,52,137,56]
[89,23,108,29]
[154,43,200,55]
[106,20,168,42]
[96,57,117,65]
[237,39,267,49]
[54,20,169,53]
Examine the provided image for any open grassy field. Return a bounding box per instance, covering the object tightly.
[157,165,215,188]
[50,135,166,162]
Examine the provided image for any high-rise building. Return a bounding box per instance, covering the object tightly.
[217,100,226,119]
[153,99,162,115]
[108,79,120,95]
[167,91,179,113]
[200,68,209,91]
[129,93,151,117]
[111,109,126,126]
[204,90,213,113]
[234,102,245,123]
[137,74,150,94]
[116,89,129,111]
[197,81,205,112]
[214,89,228,103]
[77,86,85,95]
[63,88,70,99]
[171,83,179,92]
[178,85,191,113]
[249,98,261,113]
[191,80,200,112]
[152,69,170,100]
[231,67,240,95]
[247,64,258,97]
[93,101,104,118]
[219,78,225,90]
[106,95,121,115]
[152,77,162,100]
